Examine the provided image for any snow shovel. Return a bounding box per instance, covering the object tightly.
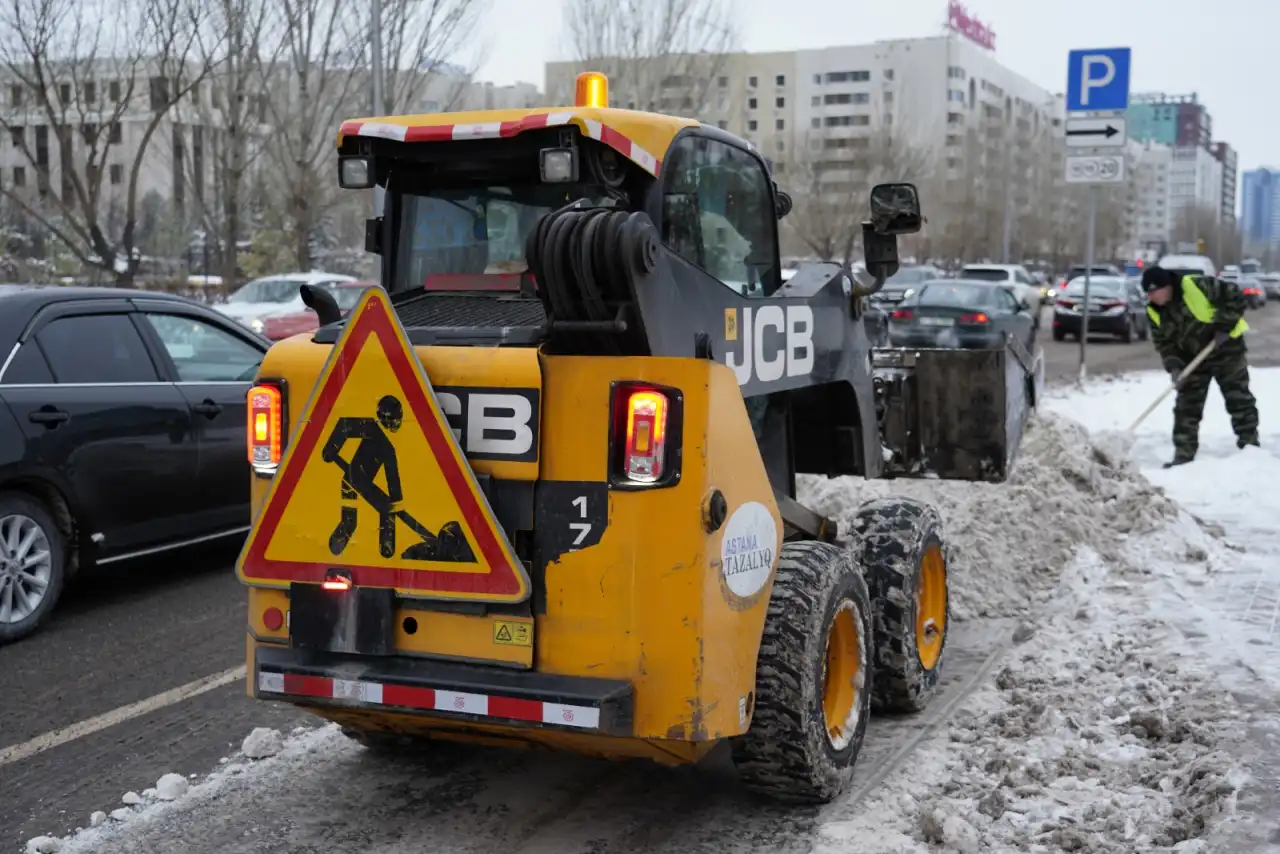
[1126,339,1219,433]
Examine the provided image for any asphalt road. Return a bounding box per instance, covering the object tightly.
[1039,299,1280,384]
[3,303,1280,850]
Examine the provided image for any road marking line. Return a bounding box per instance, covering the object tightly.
[0,665,245,768]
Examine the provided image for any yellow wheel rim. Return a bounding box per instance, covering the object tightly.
[916,545,947,671]
[822,601,862,750]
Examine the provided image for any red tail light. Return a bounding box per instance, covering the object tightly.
[1056,299,1074,308]
[247,382,286,475]
[322,569,353,591]
[959,312,989,324]
[891,309,913,319]
[610,383,682,488]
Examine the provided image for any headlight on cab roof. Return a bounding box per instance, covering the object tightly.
[338,156,375,189]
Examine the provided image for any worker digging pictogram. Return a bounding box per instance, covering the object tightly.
[322,393,474,563]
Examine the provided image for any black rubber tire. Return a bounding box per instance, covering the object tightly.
[1120,316,1135,343]
[732,541,873,804]
[1139,318,1150,341]
[0,491,68,645]
[1052,327,1065,342]
[849,498,950,713]
[340,726,433,754]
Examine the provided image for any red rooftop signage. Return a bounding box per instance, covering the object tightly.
[948,1,996,51]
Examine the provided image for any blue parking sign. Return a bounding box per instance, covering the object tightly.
[1066,48,1131,112]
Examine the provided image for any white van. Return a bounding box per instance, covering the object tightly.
[1156,254,1215,277]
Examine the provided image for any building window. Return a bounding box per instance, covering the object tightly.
[748,119,758,131]
[948,66,966,79]
[748,75,758,88]
[149,76,169,110]
[109,122,122,144]
[12,166,24,186]
[884,69,894,80]
[947,112,963,125]
[59,83,71,105]
[775,118,785,130]
[811,117,820,128]
[813,74,821,85]
[946,134,962,146]
[9,84,21,106]
[9,126,23,147]
[823,115,868,127]
[949,89,965,103]
[81,123,96,142]
[775,74,786,87]
[775,96,785,108]
[946,157,962,169]
[811,95,820,106]
[748,97,757,110]
[825,70,871,83]
[717,76,728,88]
[883,91,893,104]
[109,164,123,185]
[84,81,96,104]
[717,120,727,129]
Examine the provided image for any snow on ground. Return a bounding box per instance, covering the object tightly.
[28,371,1280,853]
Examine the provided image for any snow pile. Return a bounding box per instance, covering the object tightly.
[800,412,1179,619]
[34,728,331,854]
[816,550,1246,853]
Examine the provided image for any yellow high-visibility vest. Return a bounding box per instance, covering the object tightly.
[1146,275,1248,337]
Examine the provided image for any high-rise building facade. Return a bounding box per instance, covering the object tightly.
[1210,142,1237,226]
[1241,168,1280,249]
[1129,93,1212,150]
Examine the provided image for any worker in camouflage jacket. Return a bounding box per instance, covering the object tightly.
[1140,265,1260,468]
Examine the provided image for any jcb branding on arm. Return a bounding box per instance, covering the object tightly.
[723,305,815,385]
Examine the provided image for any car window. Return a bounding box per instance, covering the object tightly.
[37,314,159,384]
[994,288,1022,313]
[663,134,779,298]
[916,284,994,308]
[143,313,264,382]
[1064,278,1125,297]
[959,268,1010,282]
[0,342,55,385]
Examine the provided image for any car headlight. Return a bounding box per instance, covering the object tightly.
[248,318,265,334]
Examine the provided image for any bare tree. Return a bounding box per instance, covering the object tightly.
[0,0,220,285]
[374,0,489,115]
[168,0,281,286]
[561,0,737,116]
[781,122,936,267]
[258,0,364,271]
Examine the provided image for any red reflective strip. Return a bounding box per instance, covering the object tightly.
[487,695,544,723]
[402,124,456,143]
[381,683,436,709]
[282,674,333,699]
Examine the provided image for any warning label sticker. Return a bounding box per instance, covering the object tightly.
[492,620,532,647]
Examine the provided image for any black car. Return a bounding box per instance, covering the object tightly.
[1051,275,1149,342]
[0,285,270,642]
[888,279,1037,352]
[865,265,944,346]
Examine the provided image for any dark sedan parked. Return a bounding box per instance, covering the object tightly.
[0,286,270,642]
[888,280,1037,352]
[1051,275,1149,342]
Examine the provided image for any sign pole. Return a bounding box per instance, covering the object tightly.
[1077,185,1097,386]
[371,0,385,217]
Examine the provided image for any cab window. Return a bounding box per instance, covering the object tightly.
[661,135,779,298]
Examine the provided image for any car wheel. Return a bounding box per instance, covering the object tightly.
[1120,316,1134,343]
[1052,327,1065,342]
[0,492,68,644]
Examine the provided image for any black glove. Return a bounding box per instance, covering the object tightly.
[1163,359,1185,387]
[1212,330,1231,348]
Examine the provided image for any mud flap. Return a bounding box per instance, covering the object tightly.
[873,337,1034,482]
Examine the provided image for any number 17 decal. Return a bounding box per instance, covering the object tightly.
[570,495,591,548]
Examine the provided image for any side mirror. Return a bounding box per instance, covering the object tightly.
[299,285,342,327]
[868,182,923,235]
[858,223,900,294]
[775,189,793,220]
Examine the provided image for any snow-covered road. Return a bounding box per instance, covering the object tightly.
[24,369,1280,854]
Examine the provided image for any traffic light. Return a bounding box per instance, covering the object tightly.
[1197,238,1206,254]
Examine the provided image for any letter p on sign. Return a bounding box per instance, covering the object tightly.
[1080,56,1114,106]
[1066,47,1130,113]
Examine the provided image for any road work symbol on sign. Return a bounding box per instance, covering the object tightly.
[235,286,530,603]
[322,393,474,562]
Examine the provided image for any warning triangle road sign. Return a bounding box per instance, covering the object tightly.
[236,287,531,603]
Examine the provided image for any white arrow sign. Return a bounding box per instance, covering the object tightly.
[1065,116,1127,148]
[1065,154,1126,185]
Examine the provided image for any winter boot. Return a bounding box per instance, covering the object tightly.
[1237,433,1261,450]
[1162,455,1194,469]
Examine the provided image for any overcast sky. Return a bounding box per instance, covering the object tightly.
[474,0,1276,175]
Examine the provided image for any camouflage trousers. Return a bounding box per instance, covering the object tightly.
[1172,347,1259,460]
